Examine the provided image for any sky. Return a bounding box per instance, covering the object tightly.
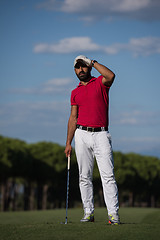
[0,0,160,157]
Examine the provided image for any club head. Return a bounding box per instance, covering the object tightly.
[60,220,68,225]
[65,217,68,224]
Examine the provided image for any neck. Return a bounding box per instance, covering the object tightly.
[80,76,93,85]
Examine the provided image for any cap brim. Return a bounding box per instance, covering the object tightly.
[74,59,88,68]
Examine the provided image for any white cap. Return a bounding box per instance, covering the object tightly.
[74,55,92,67]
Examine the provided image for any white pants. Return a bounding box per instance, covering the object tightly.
[75,128,119,215]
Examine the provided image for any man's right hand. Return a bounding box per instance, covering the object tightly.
[64,143,72,157]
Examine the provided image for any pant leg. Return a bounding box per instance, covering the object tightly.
[75,129,95,214]
[93,131,119,215]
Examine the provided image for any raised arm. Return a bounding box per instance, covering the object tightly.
[92,61,115,87]
[64,105,78,157]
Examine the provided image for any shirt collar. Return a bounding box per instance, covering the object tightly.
[77,77,96,87]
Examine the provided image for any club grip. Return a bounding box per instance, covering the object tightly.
[67,155,71,170]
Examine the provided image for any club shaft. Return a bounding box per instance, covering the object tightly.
[65,156,70,223]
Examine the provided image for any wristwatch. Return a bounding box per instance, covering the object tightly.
[92,60,97,67]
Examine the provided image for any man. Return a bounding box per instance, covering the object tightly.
[64,55,120,225]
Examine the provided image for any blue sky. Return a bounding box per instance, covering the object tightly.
[0,0,160,157]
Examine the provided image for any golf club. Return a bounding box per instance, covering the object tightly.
[61,155,71,224]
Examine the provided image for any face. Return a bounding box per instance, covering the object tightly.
[74,64,91,82]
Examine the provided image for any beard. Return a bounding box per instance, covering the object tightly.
[76,68,91,82]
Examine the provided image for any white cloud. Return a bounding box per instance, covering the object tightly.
[34,36,160,56]
[0,100,70,144]
[128,37,160,56]
[105,43,123,55]
[120,136,160,144]
[110,0,150,12]
[38,0,150,12]
[40,78,73,93]
[61,0,150,13]
[36,0,160,21]
[105,37,160,56]
[34,37,100,54]
[10,78,73,95]
[44,78,72,86]
[113,136,160,157]
[112,110,160,126]
[0,101,69,126]
[36,0,61,11]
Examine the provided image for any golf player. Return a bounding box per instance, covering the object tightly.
[65,55,120,225]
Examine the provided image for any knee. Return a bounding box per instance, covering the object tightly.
[79,173,93,186]
[101,172,116,183]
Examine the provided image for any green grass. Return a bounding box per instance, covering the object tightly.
[0,207,160,240]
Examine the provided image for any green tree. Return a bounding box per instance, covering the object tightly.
[28,142,57,210]
[0,136,12,211]
[126,153,160,207]
[0,136,30,211]
[114,152,147,207]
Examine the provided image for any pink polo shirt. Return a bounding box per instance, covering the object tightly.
[71,75,110,128]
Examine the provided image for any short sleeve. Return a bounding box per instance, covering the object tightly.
[97,75,110,90]
[71,90,77,105]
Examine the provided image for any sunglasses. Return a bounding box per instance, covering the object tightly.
[75,63,88,69]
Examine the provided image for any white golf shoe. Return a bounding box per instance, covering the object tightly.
[108,213,120,225]
[80,213,94,222]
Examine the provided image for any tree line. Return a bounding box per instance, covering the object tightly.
[0,135,160,211]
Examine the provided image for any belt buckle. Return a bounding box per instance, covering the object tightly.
[87,127,94,132]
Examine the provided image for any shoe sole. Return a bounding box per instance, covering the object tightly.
[80,218,95,223]
[108,220,120,225]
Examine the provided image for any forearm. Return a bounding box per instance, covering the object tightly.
[92,61,115,86]
[65,105,78,157]
[66,116,77,145]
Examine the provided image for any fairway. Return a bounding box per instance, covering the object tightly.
[0,208,160,240]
